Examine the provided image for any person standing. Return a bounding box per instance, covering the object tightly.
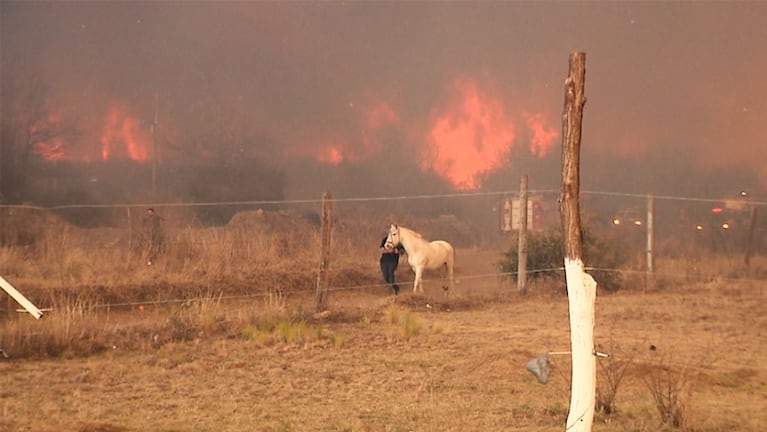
[380,235,405,295]
[142,207,164,266]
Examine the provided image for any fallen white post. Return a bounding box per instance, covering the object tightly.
[0,275,44,319]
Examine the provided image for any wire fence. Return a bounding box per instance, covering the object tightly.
[1,189,766,312]
[2,188,766,260]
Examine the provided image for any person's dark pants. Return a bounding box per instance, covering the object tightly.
[380,257,400,295]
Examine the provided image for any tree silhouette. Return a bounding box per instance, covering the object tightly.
[1,68,79,203]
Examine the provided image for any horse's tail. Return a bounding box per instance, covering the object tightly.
[446,244,455,293]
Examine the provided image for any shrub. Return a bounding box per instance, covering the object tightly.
[499,228,628,292]
[596,357,631,415]
[641,359,697,430]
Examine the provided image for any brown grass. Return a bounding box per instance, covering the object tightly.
[2,285,765,432]
[1,208,766,431]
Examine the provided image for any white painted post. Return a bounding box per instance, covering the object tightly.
[0,275,44,319]
[563,260,597,430]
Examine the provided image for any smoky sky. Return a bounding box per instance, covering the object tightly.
[2,1,767,198]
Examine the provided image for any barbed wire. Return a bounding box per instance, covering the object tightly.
[0,189,764,211]
[3,188,764,314]
[582,190,767,206]
[23,265,760,313]
[8,264,765,375]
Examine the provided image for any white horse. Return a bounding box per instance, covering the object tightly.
[384,224,455,294]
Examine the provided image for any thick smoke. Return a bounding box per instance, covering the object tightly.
[2,1,766,209]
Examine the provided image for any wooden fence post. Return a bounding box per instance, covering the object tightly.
[315,192,333,312]
[559,52,596,432]
[744,206,758,267]
[646,193,655,291]
[127,207,133,263]
[517,175,528,295]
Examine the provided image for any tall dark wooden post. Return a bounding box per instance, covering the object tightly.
[560,52,597,432]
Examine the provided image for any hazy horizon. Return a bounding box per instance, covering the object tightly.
[2,1,766,204]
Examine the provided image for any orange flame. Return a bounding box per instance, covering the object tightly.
[314,100,399,165]
[424,79,515,190]
[34,100,153,163]
[316,146,344,165]
[32,100,74,161]
[34,138,68,161]
[100,103,151,162]
[524,112,558,157]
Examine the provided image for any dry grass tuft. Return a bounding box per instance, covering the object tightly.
[384,304,422,340]
[640,357,699,430]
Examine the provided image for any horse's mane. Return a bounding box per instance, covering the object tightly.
[399,225,423,239]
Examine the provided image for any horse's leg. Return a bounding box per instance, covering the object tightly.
[447,251,455,294]
[413,266,423,293]
[440,263,449,294]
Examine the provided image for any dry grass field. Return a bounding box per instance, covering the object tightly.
[1,208,766,432]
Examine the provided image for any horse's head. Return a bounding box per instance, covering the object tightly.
[385,224,400,249]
